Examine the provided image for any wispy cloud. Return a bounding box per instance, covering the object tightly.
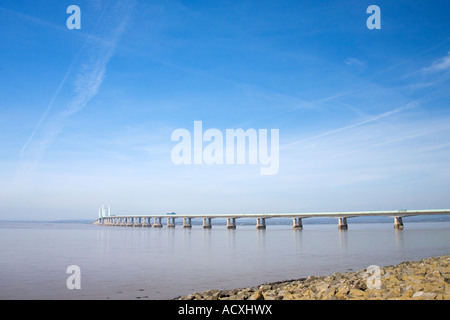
[423,52,450,73]
[345,57,366,69]
[282,101,418,149]
[17,1,133,182]
[275,106,450,212]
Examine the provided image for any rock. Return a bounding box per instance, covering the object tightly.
[335,285,350,298]
[249,290,264,300]
[262,290,278,300]
[180,294,195,300]
[291,292,307,300]
[382,287,401,299]
[401,288,415,299]
[348,288,368,299]
[305,275,316,283]
[175,255,450,301]
[412,291,437,300]
[302,289,315,299]
[258,284,272,291]
[218,290,230,299]
[312,282,330,295]
[321,288,337,300]
[202,289,219,300]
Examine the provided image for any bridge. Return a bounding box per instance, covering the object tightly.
[94,206,450,230]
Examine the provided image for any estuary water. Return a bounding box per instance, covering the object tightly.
[0,219,449,300]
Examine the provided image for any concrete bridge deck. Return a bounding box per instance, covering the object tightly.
[95,208,450,230]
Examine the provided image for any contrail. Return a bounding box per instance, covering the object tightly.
[282,102,418,149]
[20,49,82,158]
[18,1,132,170]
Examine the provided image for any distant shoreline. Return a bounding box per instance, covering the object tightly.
[176,255,450,300]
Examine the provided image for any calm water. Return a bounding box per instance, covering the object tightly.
[0,220,449,300]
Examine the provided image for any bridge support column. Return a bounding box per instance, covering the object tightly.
[134,217,142,227]
[338,217,348,230]
[394,217,404,229]
[167,217,175,228]
[203,218,212,229]
[153,217,162,228]
[293,218,303,230]
[183,218,192,228]
[142,217,151,227]
[256,218,266,230]
[227,218,236,229]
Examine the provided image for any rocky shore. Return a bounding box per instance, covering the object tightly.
[177,255,450,300]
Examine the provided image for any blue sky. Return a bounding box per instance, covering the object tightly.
[1,0,450,220]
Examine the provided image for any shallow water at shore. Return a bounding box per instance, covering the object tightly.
[0,220,449,299]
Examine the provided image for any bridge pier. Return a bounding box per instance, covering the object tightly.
[142,217,151,227]
[394,217,404,229]
[338,217,348,230]
[134,217,142,227]
[125,217,133,227]
[256,218,266,230]
[227,218,236,229]
[167,217,176,228]
[183,218,192,228]
[203,218,212,229]
[293,218,303,230]
[153,217,162,228]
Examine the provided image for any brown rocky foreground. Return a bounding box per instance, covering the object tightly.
[176,255,450,300]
